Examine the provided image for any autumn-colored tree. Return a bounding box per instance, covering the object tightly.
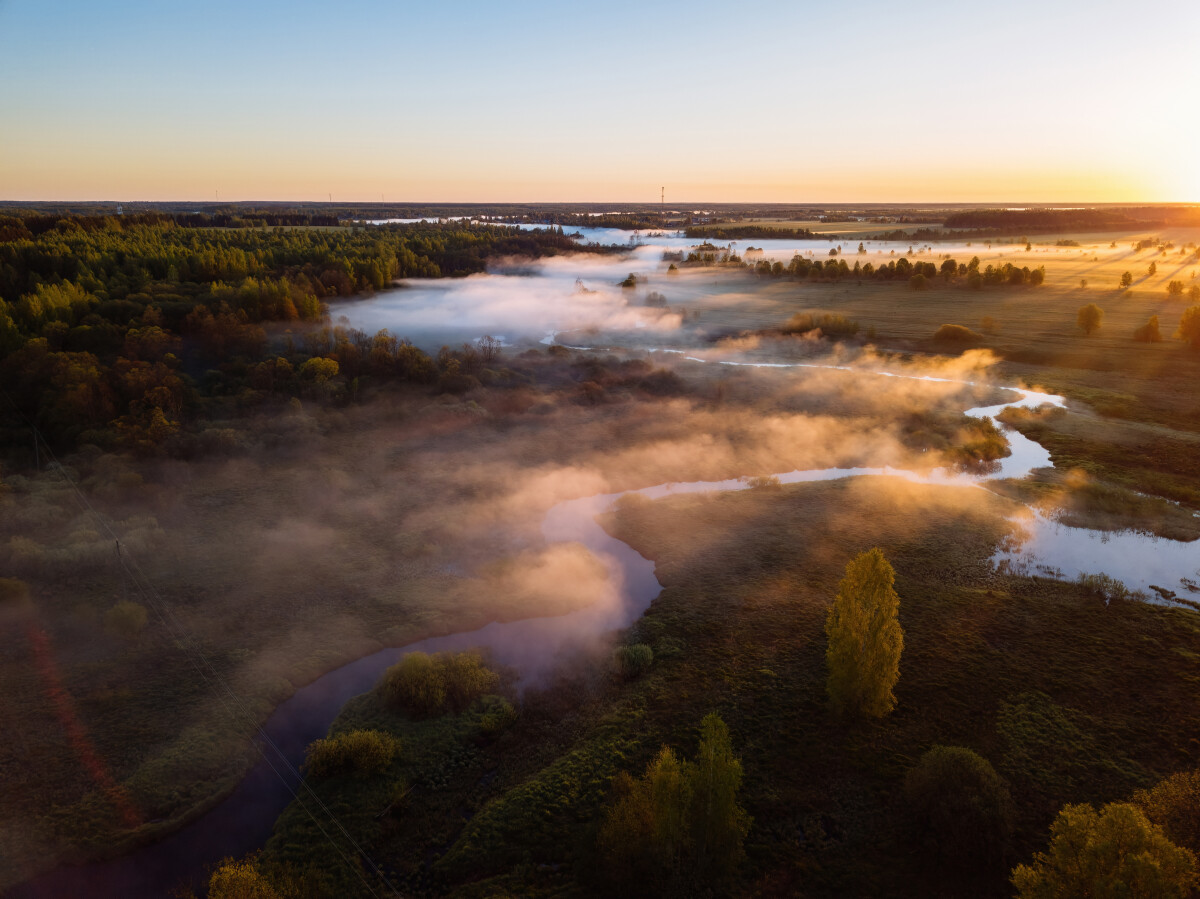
[1077,303,1104,335]
[598,713,750,894]
[1133,770,1200,854]
[1177,306,1200,348]
[207,856,282,899]
[1012,802,1196,898]
[1134,315,1162,342]
[825,548,904,717]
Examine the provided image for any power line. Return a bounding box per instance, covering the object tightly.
[1,392,400,897]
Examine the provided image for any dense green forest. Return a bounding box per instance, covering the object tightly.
[0,216,600,452]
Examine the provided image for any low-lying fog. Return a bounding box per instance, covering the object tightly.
[336,224,1129,351]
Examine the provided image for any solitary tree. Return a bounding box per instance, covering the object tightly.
[904,745,1013,864]
[1077,303,1104,335]
[1134,315,1162,342]
[1149,261,1158,276]
[1121,271,1133,288]
[1012,802,1197,898]
[1177,306,1200,348]
[825,548,903,717]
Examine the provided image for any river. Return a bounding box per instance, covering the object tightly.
[14,231,1200,897]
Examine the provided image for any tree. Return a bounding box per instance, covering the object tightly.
[207,857,282,899]
[1178,306,1200,348]
[690,712,751,881]
[909,273,927,290]
[1191,284,1200,301]
[825,548,904,717]
[1168,280,1185,296]
[1077,303,1104,335]
[1134,315,1162,342]
[1149,261,1158,276]
[1012,802,1197,898]
[1121,271,1134,288]
[615,643,654,679]
[598,713,750,894]
[904,745,1013,864]
[1134,770,1200,854]
[379,650,498,717]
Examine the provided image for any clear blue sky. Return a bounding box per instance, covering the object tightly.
[2,0,1197,201]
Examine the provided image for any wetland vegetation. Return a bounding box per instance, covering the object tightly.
[3,205,1200,897]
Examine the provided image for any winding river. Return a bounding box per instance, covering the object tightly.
[16,295,1200,896]
[18,353,1200,897]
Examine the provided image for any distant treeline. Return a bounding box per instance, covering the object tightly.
[0,218,615,452]
[685,225,824,240]
[687,247,1045,289]
[942,208,1158,233]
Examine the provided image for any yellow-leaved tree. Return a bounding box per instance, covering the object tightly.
[825,547,904,718]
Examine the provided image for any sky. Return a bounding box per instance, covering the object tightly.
[1,0,1197,203]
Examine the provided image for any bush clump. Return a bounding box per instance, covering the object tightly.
[304,729,402,780]
[781,312,860,339]
[903,745,1013,864]
[1077,572,1145,604]
[933,323,982,343]
[380,650,499,717]
[479,698,519,738]
[615,643,654,680]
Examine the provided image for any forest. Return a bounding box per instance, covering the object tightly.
[0,217,599,451]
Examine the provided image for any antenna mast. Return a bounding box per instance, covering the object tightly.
[660,186,664,229]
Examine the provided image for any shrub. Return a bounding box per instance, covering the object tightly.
[1077,572,1143,603]
[208,857,282,899]
[379,650,498,717]
[441,652,500,713]
[381,652,446,716]
[104,600,148,637]
[903,745,1013,863]
[1077,303,1103,335]
[933,324,982,343]
[304,729,401,779]
[909,273,928,290]
[781,312,860,339]
[1168,280,1185,296]
[615,643,654,680]
[479,698,519,738]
